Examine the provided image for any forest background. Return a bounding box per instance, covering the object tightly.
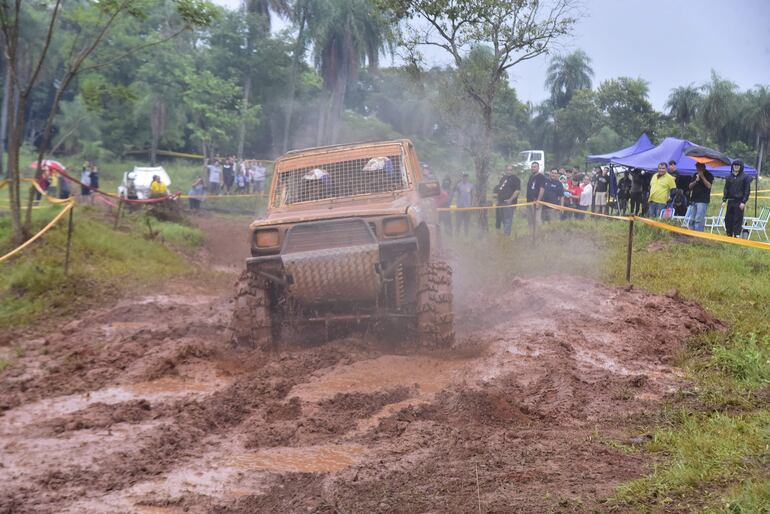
[2,0,769,192]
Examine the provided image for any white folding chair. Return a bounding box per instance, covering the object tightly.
[705,203,726,234]
[742,207,770,242]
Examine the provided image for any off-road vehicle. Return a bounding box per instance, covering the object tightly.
[230,139,454,348]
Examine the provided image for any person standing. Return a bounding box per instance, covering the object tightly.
[593,166,609,214]
[496,165,520,236]
[222,158,235,194]
[629,169,644,216]
[80,164,92,202]
[671,160,690,217]
[453,173,474,236]
[438,177,453,235]
[578,175,592,219]
[648,162,677,218]
[526,161,545,229]
[617,172,631,215]
[722,160,752,237]
[207,160,222,194]
[188,178,205,211]
[253,161,267,194]
[685,162,714,231]
[542,169,564,222]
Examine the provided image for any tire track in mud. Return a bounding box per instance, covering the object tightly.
[0,275,722,513]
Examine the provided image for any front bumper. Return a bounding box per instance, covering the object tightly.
[246,237,417,304]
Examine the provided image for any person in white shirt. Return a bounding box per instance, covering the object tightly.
[578,175,593,219]
[252,162,267,193]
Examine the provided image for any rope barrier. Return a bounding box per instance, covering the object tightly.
[0,198,75,263]
[438,199,770,252]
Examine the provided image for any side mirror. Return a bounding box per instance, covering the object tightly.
[418,180,441,198]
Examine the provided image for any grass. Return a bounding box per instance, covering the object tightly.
[445,208,770,512]
[0,203,201,330]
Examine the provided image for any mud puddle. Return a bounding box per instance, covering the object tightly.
[290,355,471,402]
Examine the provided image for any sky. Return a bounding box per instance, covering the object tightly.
[213,0,770,110]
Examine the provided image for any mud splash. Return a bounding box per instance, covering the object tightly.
[232,444,366,473]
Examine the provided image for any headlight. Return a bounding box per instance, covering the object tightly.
[255,228,280,248]
[383,216,410,236]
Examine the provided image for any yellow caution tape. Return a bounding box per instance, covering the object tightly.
[179,193,267,200]
[438,201,535,212]
[538,201,631,221]
[633,216,770,251]
[0,198,75,263]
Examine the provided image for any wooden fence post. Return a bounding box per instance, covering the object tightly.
[114,197,124,229]
[64,206,74,274]
[626,218,635,283]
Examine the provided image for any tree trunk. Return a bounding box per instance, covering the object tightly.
[7,95,29,243]
[0,69,9,178]
[281,8,307,153]
[474,104,494,206]
[757,137,765,178]
[237,74,251,160]
[328,63,349,145]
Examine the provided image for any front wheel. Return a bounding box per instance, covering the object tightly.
[230,270,273,349]
[416,260,455,347]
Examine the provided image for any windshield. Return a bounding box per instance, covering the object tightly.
[518,151,530,161]
[272,152,410,207]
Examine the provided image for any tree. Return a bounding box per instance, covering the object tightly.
[384,0,577,204]
[309,0,395,145]
[553,88,601,162]
[700,70,738,148]
[665,84,701,126]
[243,0,291,30]
[596,77,657,142]
[545,49,592,109]
[182,68,259,161]
[0,0,217,243]
[743,85,770,175]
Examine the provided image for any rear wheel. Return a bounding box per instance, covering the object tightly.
[416,260,455,347]
[230,270,273,349]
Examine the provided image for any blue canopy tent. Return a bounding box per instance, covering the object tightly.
[610,137,757,178]
[586,133,654,163]
[611,136,760,215]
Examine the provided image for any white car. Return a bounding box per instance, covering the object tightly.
[517,150,545,172]
[118,166,171,199]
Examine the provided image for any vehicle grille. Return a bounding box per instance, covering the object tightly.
[282,219,376,253]
[272,153,409,206]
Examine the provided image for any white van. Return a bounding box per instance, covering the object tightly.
[118,166,171,199]
[517,150,545,172]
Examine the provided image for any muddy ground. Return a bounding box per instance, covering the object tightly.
[0,218,723,513]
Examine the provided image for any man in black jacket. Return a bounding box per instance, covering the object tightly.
[722,160,752,237]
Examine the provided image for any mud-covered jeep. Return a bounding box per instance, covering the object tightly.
[230,139,454,349]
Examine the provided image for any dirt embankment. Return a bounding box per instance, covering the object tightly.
[0,266,722,513]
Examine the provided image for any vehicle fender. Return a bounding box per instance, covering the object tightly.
[407,203,440,261]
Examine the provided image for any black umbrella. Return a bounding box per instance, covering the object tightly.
[684,144,732,167]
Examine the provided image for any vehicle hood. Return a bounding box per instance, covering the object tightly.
[249,194,412,229]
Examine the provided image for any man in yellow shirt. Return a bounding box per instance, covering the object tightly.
[647,162,676,218]
[149,175,168,198]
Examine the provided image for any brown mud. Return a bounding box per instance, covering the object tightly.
[0,218,723,513]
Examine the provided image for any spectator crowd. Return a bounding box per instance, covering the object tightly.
[435,158,753,238]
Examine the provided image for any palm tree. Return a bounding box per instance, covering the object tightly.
[544,50,594,109]
[701,70,738,148]
[743,85,770,175]
[243,0,291,30]
[308,0,394,144]
[665,84,701,126]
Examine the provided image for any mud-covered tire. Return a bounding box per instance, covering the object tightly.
[230,270,273,349]
[416,260,455,347]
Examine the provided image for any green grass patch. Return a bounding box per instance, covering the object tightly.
[0,358,9,373]
[614,411,770,510]
[0,204,200,329]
